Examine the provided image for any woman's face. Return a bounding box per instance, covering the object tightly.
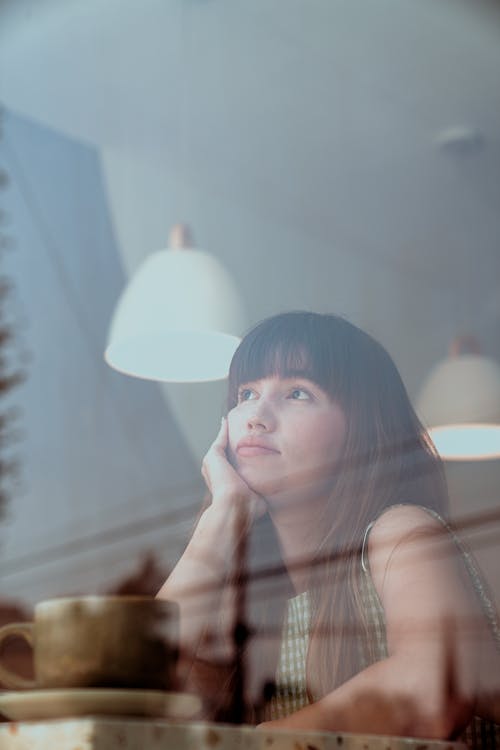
[227,375,346,508]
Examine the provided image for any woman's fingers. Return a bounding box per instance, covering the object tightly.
[201,463,211,493]
[203,418,226,461]
[212,416,228,453]
[201,417,231,493]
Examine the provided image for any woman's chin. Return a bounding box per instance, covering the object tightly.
[239,471,304,507]
[236,465,279,497]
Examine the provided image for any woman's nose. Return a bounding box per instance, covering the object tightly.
[247,414,266,430]
[246,401,275,431]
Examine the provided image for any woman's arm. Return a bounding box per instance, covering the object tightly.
[157,418,265,701]
[261,505,484,738]
[157,504,237,660]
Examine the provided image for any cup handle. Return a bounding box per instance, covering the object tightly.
[0,622,36,689]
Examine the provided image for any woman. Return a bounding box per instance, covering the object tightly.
[158,311,500,741]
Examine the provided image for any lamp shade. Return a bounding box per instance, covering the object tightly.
[105,230,246,382]
[416,352,500,460]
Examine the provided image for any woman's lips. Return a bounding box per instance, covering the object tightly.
[237,445,279,457]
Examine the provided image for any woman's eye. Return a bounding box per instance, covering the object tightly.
[237,384,312,403]
[289,388,311,400]
[238,388,256,402]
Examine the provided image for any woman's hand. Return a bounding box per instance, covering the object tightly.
[201,416,266,523]
[157,417,266,665]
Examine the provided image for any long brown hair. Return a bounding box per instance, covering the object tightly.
[226,311,448,699]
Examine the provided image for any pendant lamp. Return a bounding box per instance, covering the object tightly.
[105,224,246,382]
[416,336,500,461]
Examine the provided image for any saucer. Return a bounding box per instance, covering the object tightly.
[0,688,202,721]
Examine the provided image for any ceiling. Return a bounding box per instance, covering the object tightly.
[1,0,499,323]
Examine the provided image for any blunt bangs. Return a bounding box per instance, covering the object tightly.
[227,312,353,410]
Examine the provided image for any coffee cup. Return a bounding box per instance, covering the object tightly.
[0,595,178,691]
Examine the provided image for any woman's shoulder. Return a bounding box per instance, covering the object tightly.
[361,502,465,612]
[369,502,445,538]
[362,503,447,571]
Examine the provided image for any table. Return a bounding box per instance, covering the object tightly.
[0,719,467,750]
